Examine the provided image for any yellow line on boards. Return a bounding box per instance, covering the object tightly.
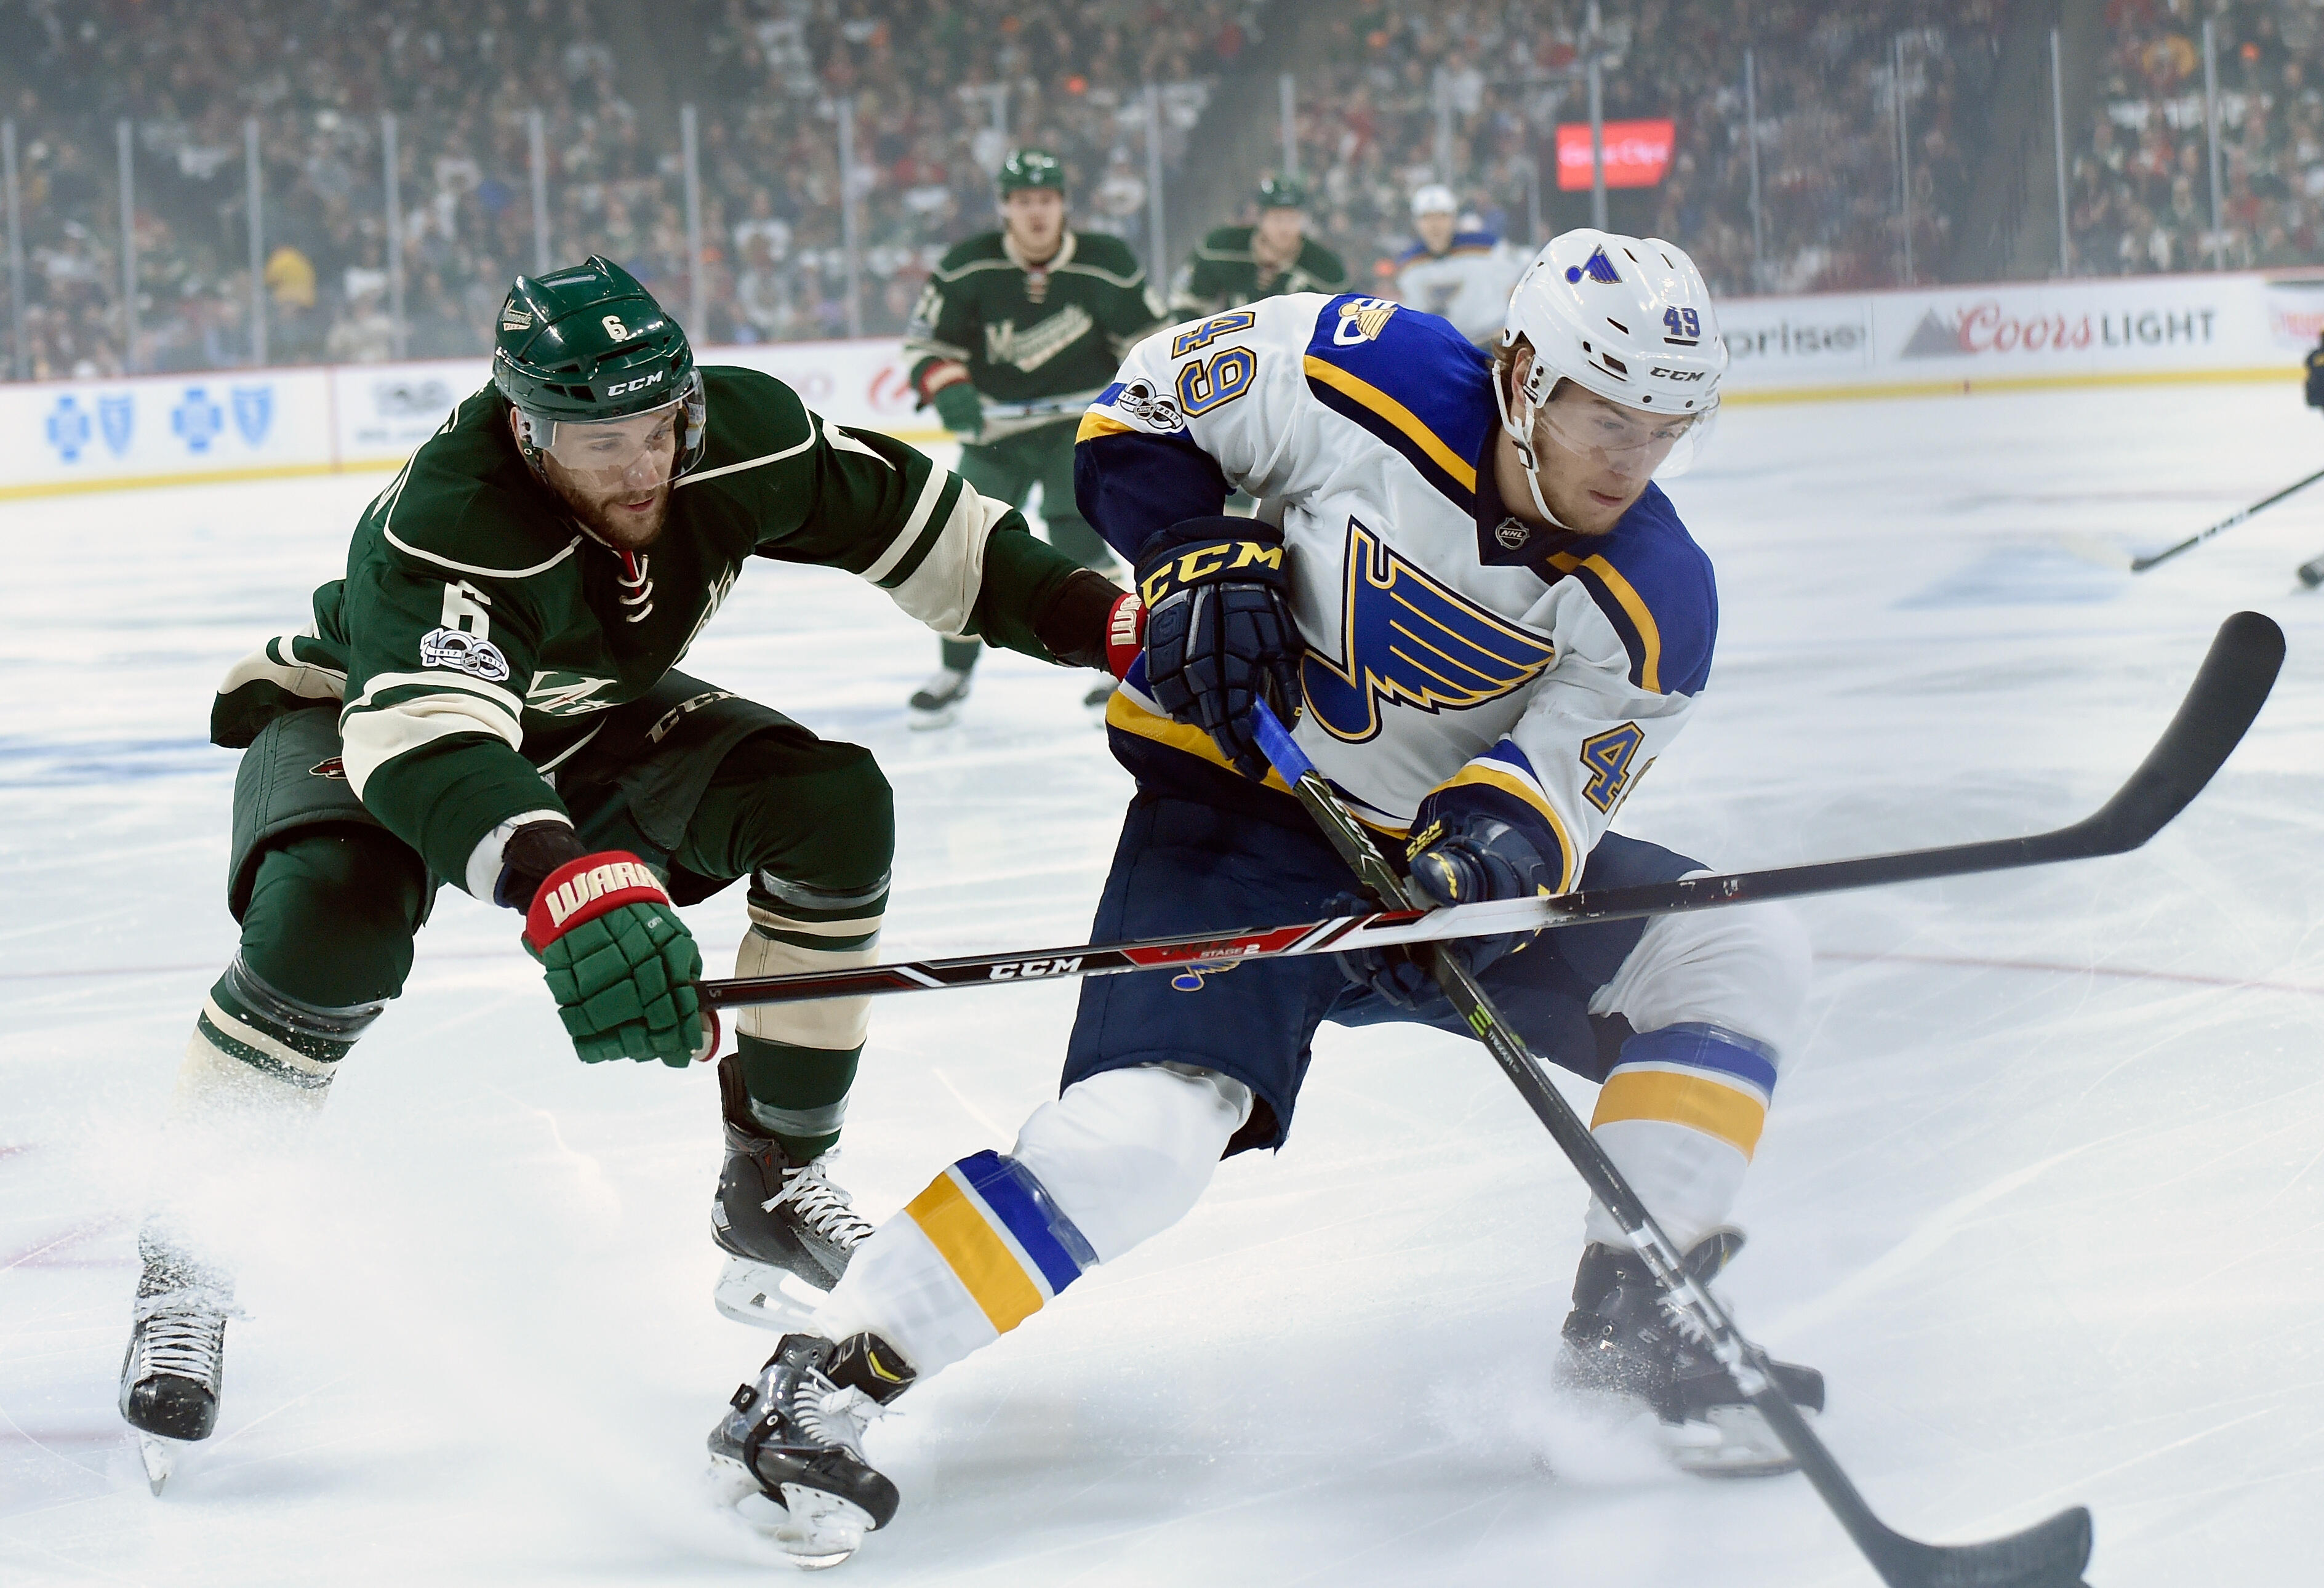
[1721,364,2302,406]
[0,428,960,502]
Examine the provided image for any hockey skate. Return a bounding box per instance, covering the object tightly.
[712,1056,875,1331]
[906,666,972,729]
[707,1331,914,1568]
[1559,1229,1825,1477]
[118,1230,232,1494]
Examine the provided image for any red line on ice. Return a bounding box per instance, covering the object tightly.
[2,1216,127,1273]
[1819,949,2324,998]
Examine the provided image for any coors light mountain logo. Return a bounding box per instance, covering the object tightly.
[1898,300,2219,358]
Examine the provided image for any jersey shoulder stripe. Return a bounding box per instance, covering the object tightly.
[1300,296,1494,511]
[1541,484,1716,696]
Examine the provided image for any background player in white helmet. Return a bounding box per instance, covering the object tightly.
[1393,183,1527,347]
[699,230,1822,1565]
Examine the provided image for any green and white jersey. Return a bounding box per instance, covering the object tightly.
[904,229,1163,439]
[211,365,1084,891]
[1168,225,1350,318]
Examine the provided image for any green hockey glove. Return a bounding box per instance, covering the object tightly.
[522,852,714,1068]
[932,379,984,441]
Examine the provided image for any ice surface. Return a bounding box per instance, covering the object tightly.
[2,385,2320,1587]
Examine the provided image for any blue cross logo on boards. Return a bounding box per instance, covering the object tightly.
[45,395,92,462]
[173,387,224,454]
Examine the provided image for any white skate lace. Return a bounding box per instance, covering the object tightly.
[764,1153,876,1249]
[135,1297,226,1384]
[793,1382,891,1454]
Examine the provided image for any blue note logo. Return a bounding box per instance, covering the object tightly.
[1170,958,1242,992]
[98,393,134,455]
[44,395,92,462]
[231,385,273,446]
[172,387,224,454]
[1300,518,1557,744]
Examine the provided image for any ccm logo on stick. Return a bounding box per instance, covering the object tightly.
[987,957,1084,980]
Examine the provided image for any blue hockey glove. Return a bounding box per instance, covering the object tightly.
[1136,518,1304,781]
[1336,809,1558,1008]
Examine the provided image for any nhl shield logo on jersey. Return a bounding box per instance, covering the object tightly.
[1300,518,1557,743]
[418,626,513,683]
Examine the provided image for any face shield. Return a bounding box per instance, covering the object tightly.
[1533,383,1718,482]
[516,397,686,495]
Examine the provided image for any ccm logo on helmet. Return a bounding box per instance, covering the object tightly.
[606,370,667,397]
[1649,367,1707,381]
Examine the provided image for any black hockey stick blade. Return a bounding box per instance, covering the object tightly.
[1753,1391,2092,1588]
[2129,465,2324,572]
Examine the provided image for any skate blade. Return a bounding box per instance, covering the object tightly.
[1658,1403,1807,1478]
[709,1454,872,1569]
[906,704,962,731]
[137,1434,177,1495]
[713,1257,830,1333]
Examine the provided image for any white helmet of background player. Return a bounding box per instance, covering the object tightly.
[1495,228,1726,525]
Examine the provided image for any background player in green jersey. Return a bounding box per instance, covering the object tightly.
[118,258,1140,1491]
[1167,174,1352,318]
[902,148,1164,726]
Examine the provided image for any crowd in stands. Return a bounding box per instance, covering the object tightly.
[2069,0,2324,273]
[1283,1,2013,299]
[17,1,2324,383]
[0,0,1256,379]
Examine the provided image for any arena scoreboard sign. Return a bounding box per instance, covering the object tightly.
[1555,119,1675,190]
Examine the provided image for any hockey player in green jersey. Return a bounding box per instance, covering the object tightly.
[901,147,1163,726]
[117,257,1142,1491]
[1167,173,1351,318]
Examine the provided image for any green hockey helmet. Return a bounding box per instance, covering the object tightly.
[492,256,707,480]
[1257,172,1309,211]
[997,147,1066,198]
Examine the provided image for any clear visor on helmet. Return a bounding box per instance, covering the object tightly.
[1534,382,1718,481]
[530,397,686,488]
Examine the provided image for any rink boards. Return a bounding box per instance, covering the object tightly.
[6,268,2323,501]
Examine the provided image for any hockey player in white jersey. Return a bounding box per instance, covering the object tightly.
[703,232,1819,1562]
[1394,183,1527,345]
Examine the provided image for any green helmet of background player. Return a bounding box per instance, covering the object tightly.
[996,147,1066,199]
[492,255,708,480]
[1257,172,1308,211]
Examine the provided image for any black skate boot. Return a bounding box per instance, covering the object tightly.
[712,1054,876,1331]
[118,1229,232,1493]
[1560,1229,1825,1477]
[707,1331,915,1566]
[907,665,972,729]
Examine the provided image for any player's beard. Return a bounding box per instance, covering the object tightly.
[556,476,673,550]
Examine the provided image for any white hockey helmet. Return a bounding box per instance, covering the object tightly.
[1411,183,1458,219]
[1494,230,1726,518]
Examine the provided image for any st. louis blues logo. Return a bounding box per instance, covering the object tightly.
[1566,246,1621,285]
[1300,518,1556,744]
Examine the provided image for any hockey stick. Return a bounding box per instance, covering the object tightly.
[697,612,2283,1014]
[1243,696,2095,1588]
[2122,464,2324,572]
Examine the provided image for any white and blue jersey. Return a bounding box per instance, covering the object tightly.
[1075,292,1717,897]
[1392,231,1527,345]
